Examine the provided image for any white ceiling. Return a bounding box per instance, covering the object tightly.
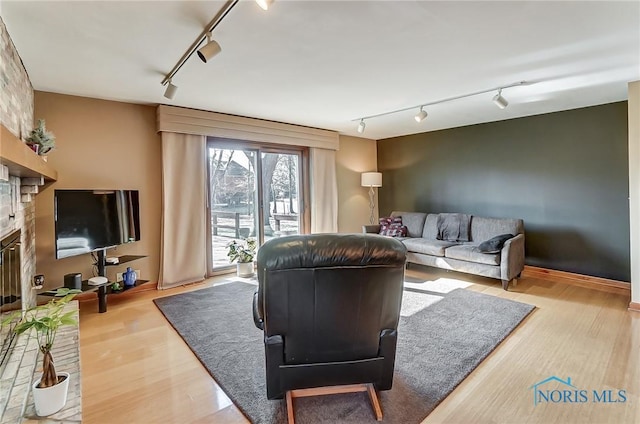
[2,1,639,140]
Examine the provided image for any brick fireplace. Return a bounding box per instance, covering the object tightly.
[0,16,68,423]
[1,229,22,369]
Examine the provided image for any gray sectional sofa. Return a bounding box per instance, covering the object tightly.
[363,211,525,290]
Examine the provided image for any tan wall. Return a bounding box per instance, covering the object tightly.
[335,135,378,233]
[34,92,161,288]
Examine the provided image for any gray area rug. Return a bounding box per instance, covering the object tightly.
[154,280,534,423]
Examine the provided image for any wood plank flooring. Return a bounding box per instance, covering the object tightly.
[78,267,639,423]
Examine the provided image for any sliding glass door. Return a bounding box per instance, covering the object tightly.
[206,140,306,273]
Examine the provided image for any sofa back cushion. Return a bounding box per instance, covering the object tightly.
[470,217,524,242]
[391,211,427,238]
[422,214,439,239]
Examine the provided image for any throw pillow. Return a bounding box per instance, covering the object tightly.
[478,234,514,254]
[379,216,402,226]
[379,216,408,238]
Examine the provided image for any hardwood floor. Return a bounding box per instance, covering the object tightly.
[78,267,639,423]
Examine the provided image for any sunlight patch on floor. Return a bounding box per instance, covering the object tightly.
[404,277,473,294]
[217,275,258,286]
[400,291,444,316]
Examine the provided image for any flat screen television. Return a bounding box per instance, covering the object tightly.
[54,190,141,259]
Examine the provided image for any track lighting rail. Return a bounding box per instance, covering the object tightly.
[352,81,530,128]
[161,0,240,87]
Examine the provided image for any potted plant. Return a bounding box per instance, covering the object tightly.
[226,238,257,277]
[26,119,56,157]
[2,288,80,416]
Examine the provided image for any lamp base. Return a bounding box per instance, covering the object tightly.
[368,186,375,225]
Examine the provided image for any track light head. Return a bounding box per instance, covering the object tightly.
[492,89,508,109]
[256,0,274,10]
[414,107,428,123]
[357,119,366,134]
[197,33,222,63]
[164,80,178,100]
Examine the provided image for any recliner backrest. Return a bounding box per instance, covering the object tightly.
[257,234,406,365]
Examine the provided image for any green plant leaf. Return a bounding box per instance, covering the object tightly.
[33,321,48,332]
[1,310,22,326]
[26,119,55,154]
[14,321,36,334]
[226,237,257,263]
[60,316,77,326]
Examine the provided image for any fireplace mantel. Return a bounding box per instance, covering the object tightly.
[0,123,57,182]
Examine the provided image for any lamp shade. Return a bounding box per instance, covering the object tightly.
[361,172,382,187]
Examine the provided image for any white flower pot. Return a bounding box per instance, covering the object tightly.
[237,262,254,277]
[32,372,70,416]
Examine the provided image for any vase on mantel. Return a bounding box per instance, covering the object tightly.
[26,143,39,154]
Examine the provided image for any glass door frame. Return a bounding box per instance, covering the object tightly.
[205,137,310,276]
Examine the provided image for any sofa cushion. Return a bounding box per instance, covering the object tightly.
[470,217,523,242]
[422,214,439,239]
[402,238,458,257]
[391,211,427,238]
[444,244,501,266]
[478,234,514,253]
[436,213,471,242]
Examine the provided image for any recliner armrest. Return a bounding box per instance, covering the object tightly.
[253,290,264,330]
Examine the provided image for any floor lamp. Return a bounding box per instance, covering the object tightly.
[361,172,382,225]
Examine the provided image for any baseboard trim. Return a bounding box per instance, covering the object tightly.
[629,302,640,312]
[523,266,630,294]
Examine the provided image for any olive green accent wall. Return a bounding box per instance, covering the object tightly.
[378,102,630,282]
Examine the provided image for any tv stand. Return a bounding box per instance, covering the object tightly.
[96,248,107,280]
[91,249,149,313]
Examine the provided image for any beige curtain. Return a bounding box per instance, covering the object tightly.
[310,148,338,233]
[159,132,207,289]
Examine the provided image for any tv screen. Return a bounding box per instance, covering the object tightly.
[54,190,141,259]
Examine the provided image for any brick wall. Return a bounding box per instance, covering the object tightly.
[0,16,36,308]
[0,16,40,422]
[0,18,34,137]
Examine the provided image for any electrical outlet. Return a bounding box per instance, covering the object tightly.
[32,274,45,289]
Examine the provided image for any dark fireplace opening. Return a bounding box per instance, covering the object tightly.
[1,229,22,369]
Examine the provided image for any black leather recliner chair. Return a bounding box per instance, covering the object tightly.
[253,234,406,406]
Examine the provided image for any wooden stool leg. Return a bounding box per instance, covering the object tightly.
[287,384,383,422]
[286,391,295,424]
[366,383,383,421]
